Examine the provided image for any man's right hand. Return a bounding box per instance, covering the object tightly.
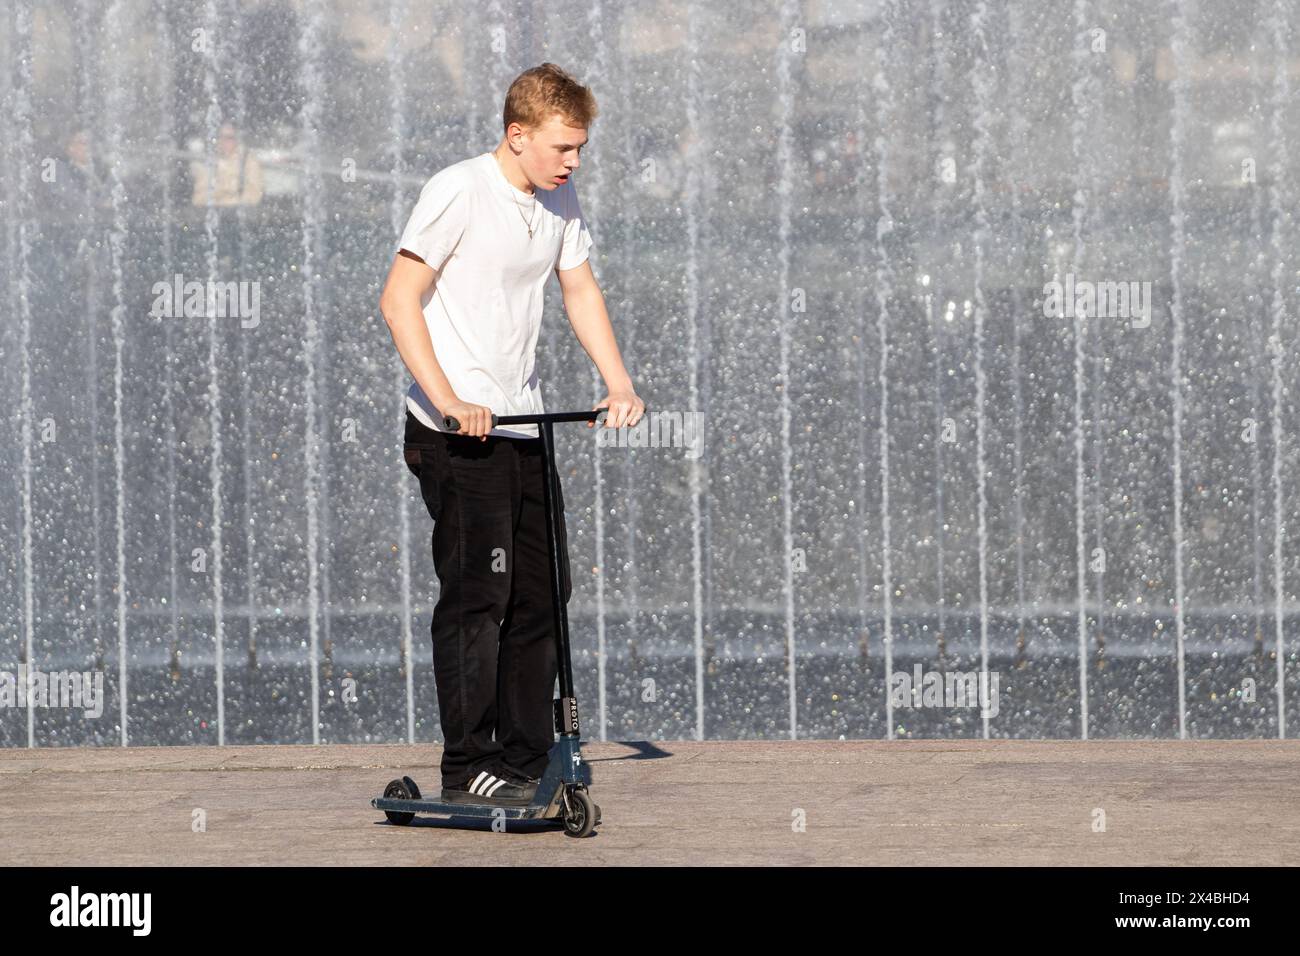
[442,399,494,441]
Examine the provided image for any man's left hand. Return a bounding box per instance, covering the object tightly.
[592,388,646,429]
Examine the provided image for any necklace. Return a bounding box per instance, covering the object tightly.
[494,149,537,238]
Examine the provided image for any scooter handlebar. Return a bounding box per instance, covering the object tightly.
[443,408,615,432]
[443,413,499,432]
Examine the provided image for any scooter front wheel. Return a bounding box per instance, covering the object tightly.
[563,788,597,837]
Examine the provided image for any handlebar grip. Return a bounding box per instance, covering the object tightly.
[443,413,499,432]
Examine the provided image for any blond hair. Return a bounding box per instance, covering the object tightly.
[502,63,598,133]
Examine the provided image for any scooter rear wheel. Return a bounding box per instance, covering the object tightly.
[383,778,415,826]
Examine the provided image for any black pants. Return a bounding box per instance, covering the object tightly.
[403,410,571,786]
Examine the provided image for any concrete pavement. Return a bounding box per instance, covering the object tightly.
[2,740,1297,865]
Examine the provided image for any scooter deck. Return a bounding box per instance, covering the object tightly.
[371,786,565,821]
[373,738,587,823]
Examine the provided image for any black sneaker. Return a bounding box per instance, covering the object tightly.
[441,766,536,806]
[494,763,542,802]
[496,763,542,789]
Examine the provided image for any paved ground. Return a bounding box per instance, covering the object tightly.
[2,740,1297,865]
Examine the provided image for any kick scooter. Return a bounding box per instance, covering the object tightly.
[372,408,606,837]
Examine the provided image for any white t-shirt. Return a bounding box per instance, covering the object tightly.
[397,150,593,439]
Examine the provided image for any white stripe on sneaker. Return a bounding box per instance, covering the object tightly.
[484,777,508,797]
[470,771,493,795]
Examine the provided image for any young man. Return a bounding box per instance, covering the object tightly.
[379,63,643,806]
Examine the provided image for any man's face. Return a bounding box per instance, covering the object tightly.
[513,114,587,191]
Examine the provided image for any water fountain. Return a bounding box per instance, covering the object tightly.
[1,0,1295,747]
